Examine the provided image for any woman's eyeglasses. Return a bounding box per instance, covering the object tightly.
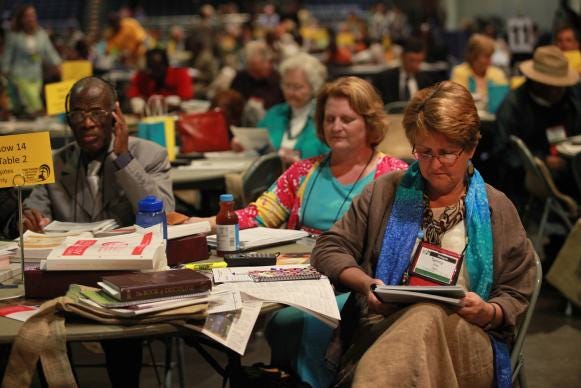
[281,83,308,92]
[66,110,110,125]
[412,148,464,165]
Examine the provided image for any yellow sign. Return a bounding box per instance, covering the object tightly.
[0,132,55,188]
[44,80,76,116]
[61,60,93,81]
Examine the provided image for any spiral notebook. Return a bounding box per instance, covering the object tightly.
[248,266,321,282]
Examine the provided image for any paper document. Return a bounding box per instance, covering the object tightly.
[43,220,118,235]
[231,126,271,151]
[178,159,250,171]
[167,221,211,240]
[203,151,258,159]
[208,285,243,314]
[0,305,39,322]
[186,300,262,355]
[228,278,341,327]
[207,227,309,250]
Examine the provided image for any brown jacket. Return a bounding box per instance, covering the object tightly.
[312,170,536,341]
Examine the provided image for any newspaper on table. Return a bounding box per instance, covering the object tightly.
[231,278,341,327]
[185,298,262,355]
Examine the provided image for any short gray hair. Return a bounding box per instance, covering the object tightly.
[244,40,272,63]
[279,52,327,95]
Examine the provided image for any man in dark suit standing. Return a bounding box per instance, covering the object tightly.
[373,38,433,105]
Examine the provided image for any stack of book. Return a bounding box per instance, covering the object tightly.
[78,269,212,317]
[12,231,73,263]
[11,220,119,263]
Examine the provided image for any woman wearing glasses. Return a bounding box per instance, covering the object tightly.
[312,81,536,387]
[233,52,330,165]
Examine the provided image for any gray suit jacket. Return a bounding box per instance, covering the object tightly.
[24,136,175,227]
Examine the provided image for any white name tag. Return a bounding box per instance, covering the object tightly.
[546,125,567,144]
[409,242,463,285]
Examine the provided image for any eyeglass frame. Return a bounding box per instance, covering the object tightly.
[412,147,464,165]
[281,82,309,93]
[66,109,112,125]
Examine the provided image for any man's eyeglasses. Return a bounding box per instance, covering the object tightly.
[66,110,111,125]
[412,148,464,166]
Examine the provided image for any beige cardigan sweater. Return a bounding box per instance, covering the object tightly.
[312,170,536,342]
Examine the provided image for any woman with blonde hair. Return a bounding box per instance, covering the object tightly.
[312,80,536,387]
[451,33,508,112]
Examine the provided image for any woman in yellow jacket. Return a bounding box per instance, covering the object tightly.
[451,33,508,113]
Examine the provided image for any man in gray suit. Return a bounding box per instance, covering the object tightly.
[18,76,175,387]
[21,76,175,232]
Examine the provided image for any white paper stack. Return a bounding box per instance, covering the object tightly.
[167,221,211,240]
[43,220,119,235]
[206,227,309,251]
[44,226,167,271]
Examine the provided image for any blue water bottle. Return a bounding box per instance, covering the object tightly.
[136,195,168,240]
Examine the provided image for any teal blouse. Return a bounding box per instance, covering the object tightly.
[300,161,375,231]
[258,102,329,159]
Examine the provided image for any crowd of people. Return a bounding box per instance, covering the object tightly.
[0,1,579,387]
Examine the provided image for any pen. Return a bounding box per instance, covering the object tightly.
[183,261,228,270]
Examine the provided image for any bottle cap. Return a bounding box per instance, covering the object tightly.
[138,195,164,212]
[220,194,234,202]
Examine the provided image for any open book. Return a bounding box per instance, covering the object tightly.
[207,227,309,251]
[372,285,466,306]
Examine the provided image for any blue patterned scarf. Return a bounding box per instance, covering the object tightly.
[375,161,511,388]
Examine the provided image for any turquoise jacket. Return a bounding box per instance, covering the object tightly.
[1,29,61,81]
[258,102,329,159]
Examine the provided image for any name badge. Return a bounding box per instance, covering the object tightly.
[545,125,567,144]
[407,242,463,286]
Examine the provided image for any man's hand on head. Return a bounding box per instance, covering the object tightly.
[22,208,50,233]
[112,102,129,156]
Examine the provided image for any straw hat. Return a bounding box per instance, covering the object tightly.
[519,45,579,87]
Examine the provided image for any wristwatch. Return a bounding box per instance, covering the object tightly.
[113,151,133,170]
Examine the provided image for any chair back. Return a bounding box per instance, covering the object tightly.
[377,113,413,163]
[384,101,409,114]
[533,156,578,217]
[509,136,549,198]
[241,153,283,206]
[572,152,581,196]
[511,249,542,380]
[509,136,578,215]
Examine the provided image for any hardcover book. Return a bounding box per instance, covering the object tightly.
[101,269,212,301]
